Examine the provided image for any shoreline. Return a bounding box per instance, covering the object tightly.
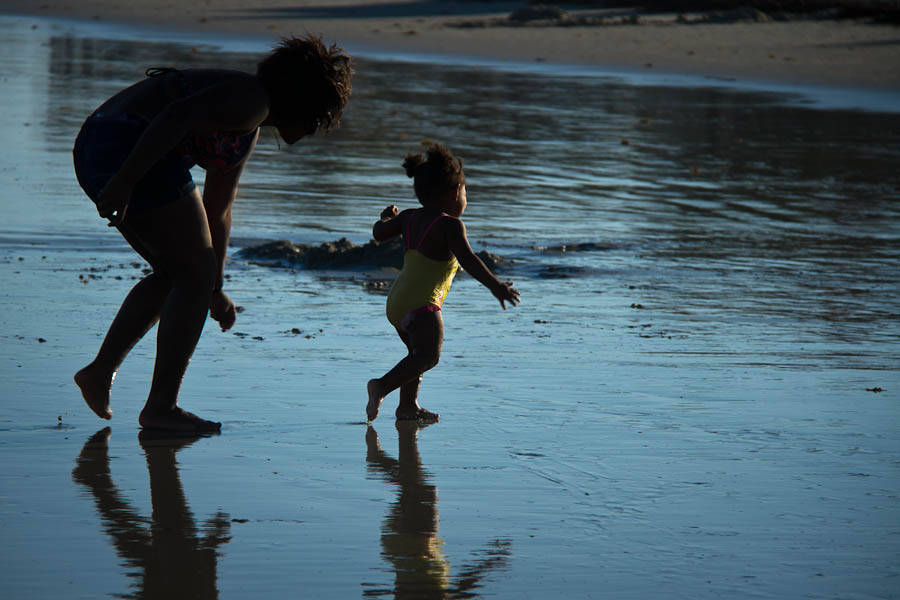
[1,0,899,93]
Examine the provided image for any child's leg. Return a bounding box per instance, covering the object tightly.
[366,329,418,421]
[367,310,443,421]
[397,374,423,417]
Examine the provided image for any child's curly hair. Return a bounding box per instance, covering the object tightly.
[256,34,353,133]
[403,143,465,205]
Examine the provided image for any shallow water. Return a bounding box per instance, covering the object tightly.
[1,14,898,600]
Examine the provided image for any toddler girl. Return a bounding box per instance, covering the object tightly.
[367,144,520,422]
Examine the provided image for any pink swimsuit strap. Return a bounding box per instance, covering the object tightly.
[405,211,447,250]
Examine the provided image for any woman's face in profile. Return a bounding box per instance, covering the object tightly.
[277,118,316,145]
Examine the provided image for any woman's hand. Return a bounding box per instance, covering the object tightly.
[96,178,133,227]
[209,290,237,331]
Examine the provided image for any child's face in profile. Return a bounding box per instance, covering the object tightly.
[443,184,467,218]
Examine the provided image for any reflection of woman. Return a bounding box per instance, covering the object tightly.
[365,423,512,599]
[72,428,231,598]
[72,36,353,432]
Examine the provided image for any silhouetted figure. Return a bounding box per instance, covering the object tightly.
[366,143,520,423]
[72,428,230,599]
[72,36,353,431]
[365,422,512,599]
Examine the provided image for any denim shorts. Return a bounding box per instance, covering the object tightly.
[72,112,197,215]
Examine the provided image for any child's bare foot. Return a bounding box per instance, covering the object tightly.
[367,379,385,421]
[139,405,221,433]
[74,364,114,420]
[396,406,439,422]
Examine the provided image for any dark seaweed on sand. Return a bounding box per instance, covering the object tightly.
[237,238,510,273]
[456,0,900,25]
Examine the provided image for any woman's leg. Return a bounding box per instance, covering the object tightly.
[74,211,180,420]
[74,272,171,420]
[77,189,221,431]
[135,192,220,431]
[367,310,443,421]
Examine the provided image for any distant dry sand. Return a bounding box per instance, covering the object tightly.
[2,0,899,90]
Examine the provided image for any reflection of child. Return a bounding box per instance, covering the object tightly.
[367,144,520,422]
[366,423,451,594]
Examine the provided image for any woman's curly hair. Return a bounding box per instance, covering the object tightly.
[256,34,353,133]
[403,143,465,205]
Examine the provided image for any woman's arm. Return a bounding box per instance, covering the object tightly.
[445,218,520,309]
[203,154,253,291]
[201,133,258,331]
[98,77,270,225]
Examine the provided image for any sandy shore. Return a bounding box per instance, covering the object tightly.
[2,0,899,91]
[2,12,899,597]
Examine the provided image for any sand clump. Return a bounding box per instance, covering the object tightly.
[237,237,510,273]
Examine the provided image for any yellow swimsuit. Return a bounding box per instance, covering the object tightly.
[386,212,459,331]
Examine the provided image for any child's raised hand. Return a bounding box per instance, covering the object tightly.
[373,206,402,241]
[492,281,520,310]
[381,205,399,220]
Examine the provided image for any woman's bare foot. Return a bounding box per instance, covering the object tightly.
[71,427,113,485]
[367,379,385,421]
[396,406,439,422]
[74,364,114,420]
[139,405,221,432]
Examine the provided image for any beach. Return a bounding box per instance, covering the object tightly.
[1,4,899,600]
[2,0,900,91]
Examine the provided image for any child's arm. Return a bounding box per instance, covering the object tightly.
[373,205,403,242]
[445,218,520,309]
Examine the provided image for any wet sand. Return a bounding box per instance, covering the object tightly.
[2,0,900,91]
[1,11,899,600]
